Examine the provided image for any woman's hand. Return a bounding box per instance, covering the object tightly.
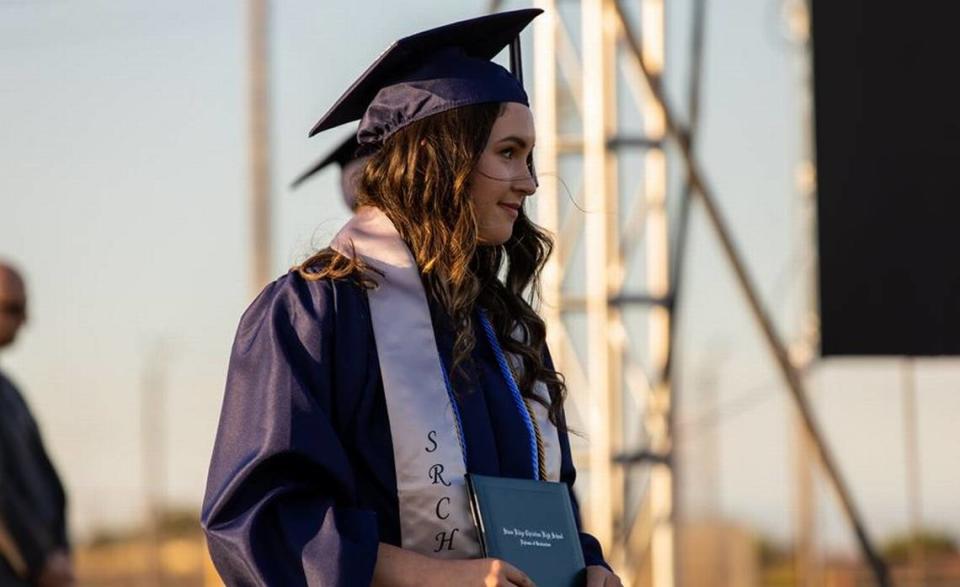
[372,543,536,587]
[424,558,536,587]
[586,564,623,587]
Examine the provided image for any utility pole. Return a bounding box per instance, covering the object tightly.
[249,0,272,296]
[788,1,821,584]
[141,340,170,587]
[902,359,924,587]
[793,416,819,587]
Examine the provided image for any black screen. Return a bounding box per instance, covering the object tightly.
[812,0,960,355]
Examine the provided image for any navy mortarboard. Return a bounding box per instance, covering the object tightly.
[291,133,366,209]
[308,9,542,147]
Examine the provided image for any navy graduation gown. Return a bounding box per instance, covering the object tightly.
[201,271,607,586]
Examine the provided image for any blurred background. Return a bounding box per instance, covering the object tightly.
[1,0,958,586]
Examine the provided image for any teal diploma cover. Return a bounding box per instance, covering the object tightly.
[466,474,586,587]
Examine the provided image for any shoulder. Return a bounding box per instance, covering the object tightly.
[244,270,333,320]
[236,269,370,347]
[226,268,377,395]
[0,369,27,410]
[0,369,39,435]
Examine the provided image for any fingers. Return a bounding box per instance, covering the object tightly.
[501,561,536,587]
[486,559,535,587]
[585,565,623,587]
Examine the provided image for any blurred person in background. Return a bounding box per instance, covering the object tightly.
[291,133,369,211]
[0,262,74,587]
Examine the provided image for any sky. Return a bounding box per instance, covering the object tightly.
[1,0,958,558]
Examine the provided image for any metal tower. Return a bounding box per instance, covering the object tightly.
[532,1,673,584]
[532,1,890,586]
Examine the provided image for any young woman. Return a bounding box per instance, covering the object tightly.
[202,10,622,587]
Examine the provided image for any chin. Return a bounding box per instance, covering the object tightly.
[478,218,517,245]
[478,230,513,246]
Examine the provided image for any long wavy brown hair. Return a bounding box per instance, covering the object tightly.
[298,102,566,425]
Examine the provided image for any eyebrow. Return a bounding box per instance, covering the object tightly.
[496,135,534,150]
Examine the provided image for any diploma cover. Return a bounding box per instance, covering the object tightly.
[466,474,586,587]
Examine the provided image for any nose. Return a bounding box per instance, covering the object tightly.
[514,168,538,196]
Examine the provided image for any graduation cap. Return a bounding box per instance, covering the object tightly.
[291,134,360,189]
[291,133,367,209]
[309,9,542,146]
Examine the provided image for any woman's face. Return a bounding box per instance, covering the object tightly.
[469,102,537,245]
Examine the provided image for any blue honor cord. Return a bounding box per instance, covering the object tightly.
[478,310,541,481]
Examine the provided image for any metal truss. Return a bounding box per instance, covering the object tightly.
[532,1,891,586]
[532,1,673,585]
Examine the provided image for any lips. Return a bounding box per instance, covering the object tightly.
[498,202,521,217]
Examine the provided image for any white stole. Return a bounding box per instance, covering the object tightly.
[330,206,561,558]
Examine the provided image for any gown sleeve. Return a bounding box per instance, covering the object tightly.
[201,274,379,587]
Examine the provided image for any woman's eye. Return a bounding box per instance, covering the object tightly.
[500,148,514,159]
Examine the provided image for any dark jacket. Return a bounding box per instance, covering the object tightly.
[0,369,68,586]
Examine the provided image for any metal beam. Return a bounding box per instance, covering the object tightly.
[534,0,563,374]
[634,1,675,584]
[582,0,622,556]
